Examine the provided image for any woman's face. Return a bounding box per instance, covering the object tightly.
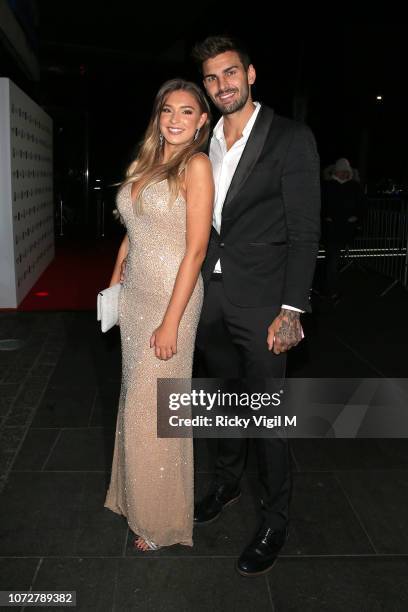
[159,90,206,149]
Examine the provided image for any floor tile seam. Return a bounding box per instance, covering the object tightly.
[10,467,408,476]
[3,553,408,560]
[122,527,129,558]
[289,447,301,473]
[40,430,63,471]
[110,558,120,612]
[332,471,379,554]
[0,331,42,387]
[330,331,387,378]
[71,473,89,554]
[265,575,276,611]
[16,557,44,612]
[0,330,65,493]
[22,426,114,431]
[261,469,408,476]
[0,363,41,429]
[2,335,64,427]
[86,389,99,428]
[11,469,110,473]
[27,557,44,598]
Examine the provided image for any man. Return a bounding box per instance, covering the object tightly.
[322,157,367,300]
[192,36,321,576]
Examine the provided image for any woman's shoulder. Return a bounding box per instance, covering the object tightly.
[189,151,209,161]
[185,152,212,175]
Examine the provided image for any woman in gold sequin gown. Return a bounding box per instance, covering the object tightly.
[104,80,213,550]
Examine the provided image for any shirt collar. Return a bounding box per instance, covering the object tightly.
[213,101,261,142]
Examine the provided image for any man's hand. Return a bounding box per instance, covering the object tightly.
[267,309,304,354]
[120,257,127,284]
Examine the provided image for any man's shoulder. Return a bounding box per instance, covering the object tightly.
[274,112,312,136]
[259,106,312,140]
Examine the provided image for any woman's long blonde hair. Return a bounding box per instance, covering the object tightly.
[122,78,211,214]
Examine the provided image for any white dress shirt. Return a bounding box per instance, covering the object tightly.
[209,102,302,313]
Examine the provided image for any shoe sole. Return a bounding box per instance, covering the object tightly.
[194,492,242,525]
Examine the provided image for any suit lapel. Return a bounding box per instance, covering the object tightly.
[221,105,274,214]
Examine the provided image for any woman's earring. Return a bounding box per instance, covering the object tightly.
[194,128,200,141]
[159,133,164,146]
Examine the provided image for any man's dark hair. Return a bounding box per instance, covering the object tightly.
[192,35,251,73]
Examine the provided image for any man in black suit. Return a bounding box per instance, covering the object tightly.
[192,36,320,576]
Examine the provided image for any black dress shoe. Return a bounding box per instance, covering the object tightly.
[236,524,288,577]
[194,482,241,524]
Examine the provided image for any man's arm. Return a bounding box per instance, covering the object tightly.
[281,123,321,311]
[267,123,320,354]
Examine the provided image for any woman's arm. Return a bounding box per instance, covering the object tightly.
[151,154,214,360]
[109,234,129,286]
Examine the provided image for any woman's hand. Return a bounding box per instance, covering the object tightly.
[109,256,127,287]
[150,323,178,360]
[109,235,129,287]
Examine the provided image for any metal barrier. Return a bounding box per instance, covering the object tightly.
[338,198,408,294]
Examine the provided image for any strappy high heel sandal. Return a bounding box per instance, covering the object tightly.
[144,538,160,550]
[133,536,161,551]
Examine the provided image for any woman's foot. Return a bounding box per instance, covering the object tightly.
[133,536,160,551]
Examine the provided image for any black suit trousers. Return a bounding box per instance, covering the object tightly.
[195,276,292,530]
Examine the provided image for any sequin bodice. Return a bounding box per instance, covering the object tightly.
[116,180,187,297]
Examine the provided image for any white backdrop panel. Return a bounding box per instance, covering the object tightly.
[0,78,54,308]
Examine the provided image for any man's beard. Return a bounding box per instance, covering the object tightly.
[214,85,249,115]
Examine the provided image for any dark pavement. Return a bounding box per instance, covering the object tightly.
[1,265,408,611]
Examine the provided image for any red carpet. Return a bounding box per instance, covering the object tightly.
[16,236,122,311]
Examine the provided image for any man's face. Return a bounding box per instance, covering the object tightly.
[202,50,256,115]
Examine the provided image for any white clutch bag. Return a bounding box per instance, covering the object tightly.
[97,283,121,332]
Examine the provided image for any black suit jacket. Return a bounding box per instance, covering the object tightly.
[202,105,321,312]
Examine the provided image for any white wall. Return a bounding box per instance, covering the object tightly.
[0,79,54,308]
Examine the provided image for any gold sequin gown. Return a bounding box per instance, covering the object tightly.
[104,179,203,547]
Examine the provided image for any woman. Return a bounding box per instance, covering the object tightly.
[104,79,214,551]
